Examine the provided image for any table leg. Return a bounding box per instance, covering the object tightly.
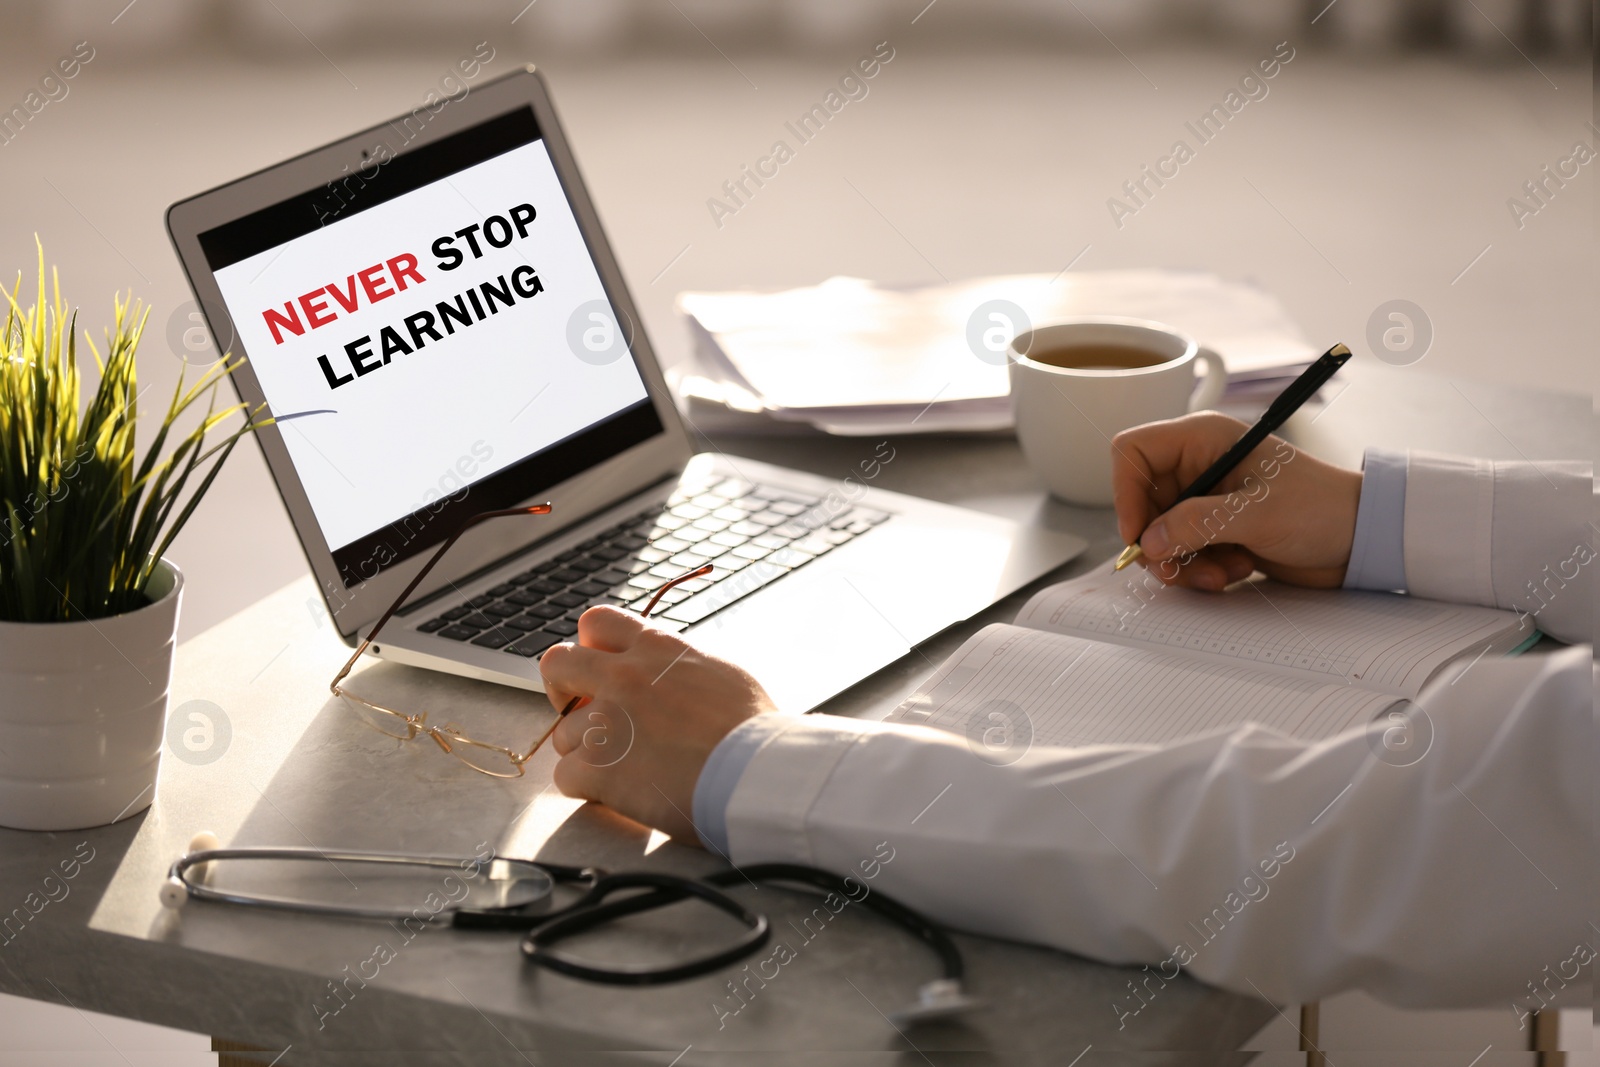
[1530,1009,1566,1067]
[1299,1001,1326,1067]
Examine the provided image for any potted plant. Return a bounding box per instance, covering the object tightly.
[0,242,259,831]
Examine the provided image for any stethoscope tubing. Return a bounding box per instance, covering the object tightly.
[165,848,964,992]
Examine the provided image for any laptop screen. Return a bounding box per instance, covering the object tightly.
[200,108,661,588]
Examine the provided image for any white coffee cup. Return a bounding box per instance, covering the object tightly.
[1007,318,1227,507]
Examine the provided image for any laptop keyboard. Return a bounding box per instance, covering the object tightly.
[412,477,890,660]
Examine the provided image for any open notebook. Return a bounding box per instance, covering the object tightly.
[884,565,1539,748]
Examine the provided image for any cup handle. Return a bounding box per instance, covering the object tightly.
[1189,346,1228,411]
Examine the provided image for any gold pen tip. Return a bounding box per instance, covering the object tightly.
[1113,544,1143,571]
[1329,342,1351,358]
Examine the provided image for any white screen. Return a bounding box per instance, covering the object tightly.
[211,140,650,552]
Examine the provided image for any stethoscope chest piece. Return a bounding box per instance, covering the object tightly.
[888,978,984,1027]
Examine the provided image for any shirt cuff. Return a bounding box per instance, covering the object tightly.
[1343,448,1408,593]
[692,714,791,856]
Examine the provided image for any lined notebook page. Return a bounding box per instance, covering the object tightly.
[1014,566,1529,699]
[883,624,1398,747]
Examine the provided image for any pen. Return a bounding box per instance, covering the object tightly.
[1113,342,1352,572]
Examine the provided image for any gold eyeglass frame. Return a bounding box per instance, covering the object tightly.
[329,503,713,777]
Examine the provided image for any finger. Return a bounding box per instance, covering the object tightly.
[552,751,604,802]
[1137,551,1216,590]
[550,698,593,756]
[1137,545,1245,591]
[1139,492,1270,563]
[538,641,616,712]
[577,604,645,653]
[1111,413,1250,544]
[1208,544,1259,584]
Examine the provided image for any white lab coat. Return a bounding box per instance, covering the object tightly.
[719,453,1595,1009]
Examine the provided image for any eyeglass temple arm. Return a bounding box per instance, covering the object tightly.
[331,504,554,693]
[514,563,714,763]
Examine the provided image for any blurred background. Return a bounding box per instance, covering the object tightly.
[0,0,1593,1063]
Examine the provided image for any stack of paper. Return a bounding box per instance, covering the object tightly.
[674,271,1317,436]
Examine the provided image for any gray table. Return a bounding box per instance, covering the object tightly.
[0,360,1586,1066]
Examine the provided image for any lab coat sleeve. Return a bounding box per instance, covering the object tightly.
[717,452,1597,1008]
[722,647,1594,1009]
[1401,452,1592,644]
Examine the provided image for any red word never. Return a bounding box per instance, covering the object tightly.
[262,254,425,345]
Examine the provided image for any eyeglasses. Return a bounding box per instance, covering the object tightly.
[330,504,712,778]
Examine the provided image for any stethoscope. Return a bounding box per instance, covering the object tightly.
[163,834,980,1026]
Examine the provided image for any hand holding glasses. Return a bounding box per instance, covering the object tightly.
[329,503,713,777]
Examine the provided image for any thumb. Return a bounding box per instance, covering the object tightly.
[1140,492,1268,561]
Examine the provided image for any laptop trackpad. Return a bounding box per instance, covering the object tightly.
[685,567,924,715]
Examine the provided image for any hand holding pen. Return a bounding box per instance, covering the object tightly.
[1109,344,1365,591]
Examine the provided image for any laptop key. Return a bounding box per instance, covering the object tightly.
[471,629,514,649]
[549,567,586,584]
[594,568,631,586]
[417,617,449,633]
[592,545,628,562]
[573,580,611,598]
[442,606,471,621]
[508,590,545,607]
[616,534,648,551]
[488,583,518,597]
[544,619,579,637]
[484,602,521,619]
[459,613,495,629]
[712,478,755,498]
[507,632,560,657]
[550,592,587,609]
[765,547,814,569]
[466,595,496,609]
[526,578,565,595]
[437,625,481,641]
[504,616,544,631]
[524,603,566,620]
[663,559,791,624]
[571,557,607,574]
[793,534,835,556]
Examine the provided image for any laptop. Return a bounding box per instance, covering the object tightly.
[166,67,1085,713]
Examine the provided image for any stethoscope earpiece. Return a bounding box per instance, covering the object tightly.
[159,831,223,909]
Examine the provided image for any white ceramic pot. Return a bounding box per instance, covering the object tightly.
[0,559,182,831]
